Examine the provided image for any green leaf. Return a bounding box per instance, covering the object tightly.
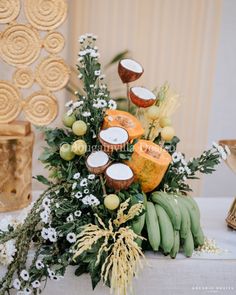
[75,263,88,276]
[105,50,129,68]
[33,175,51,186]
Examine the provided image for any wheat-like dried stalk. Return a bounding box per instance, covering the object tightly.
[73,200,145,295]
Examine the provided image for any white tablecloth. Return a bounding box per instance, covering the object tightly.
[0,193,236,295]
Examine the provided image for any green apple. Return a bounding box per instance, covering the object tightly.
[62,113,76,128]
[146,105,160,120]
[104,194,120,210]
[71,139,87,155]
[161,126,175,141]
[72,120,88,136]
[60,143,75,161]
[159,116,172,128]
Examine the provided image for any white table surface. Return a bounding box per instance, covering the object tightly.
[0,192,236,295]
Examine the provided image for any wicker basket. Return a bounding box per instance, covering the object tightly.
[0,122,34,212]
[226,198,236,230]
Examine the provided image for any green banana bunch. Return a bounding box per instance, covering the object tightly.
[177,197,191,239]
[178,196,200,237]
[170,230,180,259]
[155,204,174,254]
[132,213,146,247]
[145,201,161,251]
[151,191,181,230]
[183,231,194,257]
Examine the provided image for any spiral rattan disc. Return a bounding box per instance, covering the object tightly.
[0,80,22,123]
[0,0,20,24]
[43,31,65,54]
[35,56,70,91]
[23,90,58,125]
[13,67,35,88]
[0,24,41,66]
[24,0,67,31]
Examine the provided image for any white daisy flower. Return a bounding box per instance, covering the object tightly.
[66,233,77,244]
[13,279,21,290]
[75,191,83,199]
[108,100,117,110]
[42,197,50,208]
[23,288,31,295]
[92,35,97,41]
[178,167,185,174]
[181,158,187,166]
[72,182,77,190]
[91,51,99,58]
[88,174,95,180]
[66,214,74,222]
[73,173,81,180]
[94,70,101,76]
[41,228,49,240]
[172,152,181,163]
[48,228,57,242]
[78,73,83,79]
[79,50,86,56]
[47,268,55,277]
[89,195,100,206]
[40,211,49,224]
[79,35,85,43]
[97,99,107,108]
[20,269,29,281]
[78,56,84,62]
[65,100,73,108]
[74,210,82,217]
[31,280,40,289]
[81,195,91,205]
[80,178,88,187]
[73,101,83,109]
[66,109,73,116]
[84,189,89,194]
[82,111,91,117]
[35,260,44,270]
[185,166,192,175]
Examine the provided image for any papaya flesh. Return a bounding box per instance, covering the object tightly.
[103,109,144,140]
[127,140,171,192]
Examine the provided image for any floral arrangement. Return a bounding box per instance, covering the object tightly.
[0,34,230,295]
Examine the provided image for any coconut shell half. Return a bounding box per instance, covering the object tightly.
[99,126,129,152]
[105,163,134,191]
[130,86,156,108]
[118,59,143,83]
[86,151,110,174]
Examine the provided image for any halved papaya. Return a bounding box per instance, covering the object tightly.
[103,109,144,140]
[127,140,171,192]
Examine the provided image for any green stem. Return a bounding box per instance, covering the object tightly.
[100,175,107,197]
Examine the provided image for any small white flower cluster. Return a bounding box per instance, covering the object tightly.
[41,227,57,242]
[39,193,53,226]
[0,239,17,266]
[65,100,84,116]
[0,215,19,232]
[212,142,230,160]
[92,98,117,110]
[78,44,100,61]
[82,194,100,206]
[71,173,100,207]
[171,152,191,176]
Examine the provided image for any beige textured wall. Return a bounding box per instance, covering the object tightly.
[68,0,222,196]
[0,0,222,195]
